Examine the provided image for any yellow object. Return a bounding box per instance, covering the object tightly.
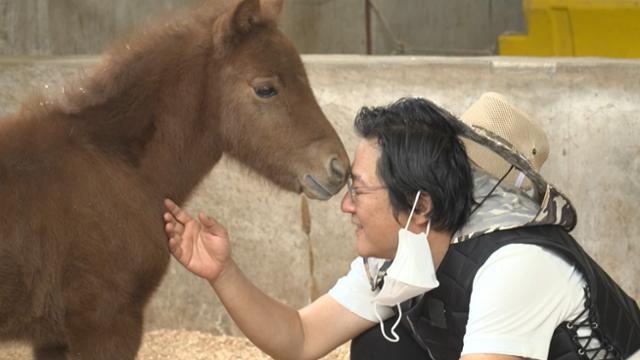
[499,0,640,58]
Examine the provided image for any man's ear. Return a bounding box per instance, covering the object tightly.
[412,193,433,227]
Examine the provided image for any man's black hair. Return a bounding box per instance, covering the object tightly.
[354,97,474,233]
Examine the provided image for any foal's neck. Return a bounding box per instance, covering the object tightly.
[64,19,224,203]
[135,27,224,203]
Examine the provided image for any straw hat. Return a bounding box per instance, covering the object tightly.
[460,92,550,190]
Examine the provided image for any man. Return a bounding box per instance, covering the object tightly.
[164,93,640,359]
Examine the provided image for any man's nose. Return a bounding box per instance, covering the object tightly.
[340,190,355,213]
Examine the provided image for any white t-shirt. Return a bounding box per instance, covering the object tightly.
[329,243,593,360]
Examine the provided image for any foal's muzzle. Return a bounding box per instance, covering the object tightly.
[301,155,348,200]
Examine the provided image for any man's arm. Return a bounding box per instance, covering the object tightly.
[211,260,374,360]
[164,199,374,360]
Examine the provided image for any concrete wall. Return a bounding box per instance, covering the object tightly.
[0,0,525,55]
[0,55,638,334]
[368,0,526,55]
[0,0,201,55]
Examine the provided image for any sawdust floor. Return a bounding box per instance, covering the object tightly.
[0,329,350,359]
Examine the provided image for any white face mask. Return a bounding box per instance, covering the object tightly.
[371,191,440,342]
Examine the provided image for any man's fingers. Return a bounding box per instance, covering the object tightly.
[163,212,185,234]
[164,220,180,237]
[168,235,184,259]
[198,212,226,236]
[163,212,175,224]
[164,198,193,224]
[168,235,180,252]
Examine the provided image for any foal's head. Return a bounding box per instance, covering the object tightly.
[208,0,349,200]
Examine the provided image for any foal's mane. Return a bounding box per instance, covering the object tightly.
[22,0,276,125]
[17,4,229,164]
[12,0,280,165]
[57,10,211,118]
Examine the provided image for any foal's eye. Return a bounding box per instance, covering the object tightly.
[254,85,278,99]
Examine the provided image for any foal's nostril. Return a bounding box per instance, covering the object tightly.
[329,157,347,181]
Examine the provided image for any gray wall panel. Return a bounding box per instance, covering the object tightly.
[0,0,524,55]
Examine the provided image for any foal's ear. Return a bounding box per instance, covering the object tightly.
[231,0,283,31]
[230,0,261,34]
[260,0,284,23]
[213,0,283,54]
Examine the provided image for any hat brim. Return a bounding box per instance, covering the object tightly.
[456,120,546,195]
[449,116,578,231]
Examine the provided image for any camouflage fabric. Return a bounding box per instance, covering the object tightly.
[364,257,391,292]
[453,121,577,234]
[452,167,577,243]
[451,168,540,244]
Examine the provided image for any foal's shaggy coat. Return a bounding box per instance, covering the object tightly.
[0,0,348,358]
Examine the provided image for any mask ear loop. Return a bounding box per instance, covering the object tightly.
[374,303,403,343]
[373,190,422,343]
[405,190,422,230]
[405,190,431,236]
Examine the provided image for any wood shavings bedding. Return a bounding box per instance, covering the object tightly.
[0,330,350,359]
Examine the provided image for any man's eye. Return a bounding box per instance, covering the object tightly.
[254,85,278,99]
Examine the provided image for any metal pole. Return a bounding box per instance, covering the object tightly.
[365,0,372,54]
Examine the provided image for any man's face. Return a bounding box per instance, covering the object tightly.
[341,140,403,260]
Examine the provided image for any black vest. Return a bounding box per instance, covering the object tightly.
[401,225,640,360]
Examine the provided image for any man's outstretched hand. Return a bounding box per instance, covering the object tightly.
[163,199,232,282]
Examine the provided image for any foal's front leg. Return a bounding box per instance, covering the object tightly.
[65,308,144,360]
